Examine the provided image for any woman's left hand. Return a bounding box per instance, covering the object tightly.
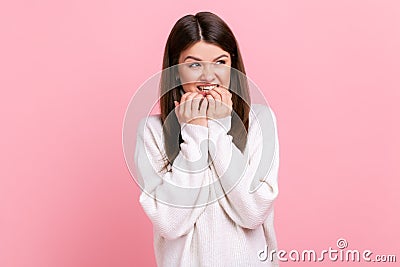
[206,87,233,120]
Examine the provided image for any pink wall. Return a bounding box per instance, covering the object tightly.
[1,1,399,266]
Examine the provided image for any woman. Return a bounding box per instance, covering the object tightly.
[134,11,280,266]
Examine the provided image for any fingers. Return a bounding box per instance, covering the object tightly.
[207,89,222,103]
[175,87,232,124]
[180,91,190,103]
[199,95,208,115]
[213,87,232,108]
[175,92,189,120]
[206,94,215,113]
[175,91,208,125]
[192,93,203,112]
[213,86,231,98]
[205,87,233,119]
[183,92,198,115]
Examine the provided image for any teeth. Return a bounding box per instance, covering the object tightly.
[197,84,218,91]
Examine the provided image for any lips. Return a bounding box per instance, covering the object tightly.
[196,84,219,91]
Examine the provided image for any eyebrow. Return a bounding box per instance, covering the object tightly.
[183,54,229,62]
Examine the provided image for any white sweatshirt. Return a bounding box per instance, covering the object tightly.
[134,104,280,266]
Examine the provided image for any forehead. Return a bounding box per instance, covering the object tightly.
[179,41,229,62]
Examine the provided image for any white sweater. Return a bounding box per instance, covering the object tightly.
[134,104,280,267]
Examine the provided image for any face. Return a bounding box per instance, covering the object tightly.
[177,40,232,94]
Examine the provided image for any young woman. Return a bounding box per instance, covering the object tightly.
[134,11,280,266]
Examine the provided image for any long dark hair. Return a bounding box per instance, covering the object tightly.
[160,11,251,167]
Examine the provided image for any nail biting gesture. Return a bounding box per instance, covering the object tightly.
[205,87,233,120]
[174,92,208,127]
[174,87,232,127]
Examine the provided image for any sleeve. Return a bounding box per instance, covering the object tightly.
[134,118,211,240]
[208,106,279,229]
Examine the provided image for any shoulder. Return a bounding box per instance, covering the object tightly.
[249,104,277,126]
[137,114,163,138]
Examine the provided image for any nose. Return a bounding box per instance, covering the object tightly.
[200,62,216,82]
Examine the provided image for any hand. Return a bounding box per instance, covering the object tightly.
[174,92,208,127]
[205,87,233,120]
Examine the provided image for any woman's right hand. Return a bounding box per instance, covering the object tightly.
[174,92,208,127]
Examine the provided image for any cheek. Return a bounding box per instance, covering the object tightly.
[179,68,202,84]
[216,68,231,88]
[181,83,198,93]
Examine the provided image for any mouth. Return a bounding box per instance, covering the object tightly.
[196,84,219,92]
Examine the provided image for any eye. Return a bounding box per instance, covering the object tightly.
[215,60,226,65]
[188,62,201,68]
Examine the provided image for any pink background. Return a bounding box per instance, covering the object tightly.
[1,1,399,266]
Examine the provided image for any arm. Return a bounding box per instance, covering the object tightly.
[135,117,211,240]
[208,105,279,229]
